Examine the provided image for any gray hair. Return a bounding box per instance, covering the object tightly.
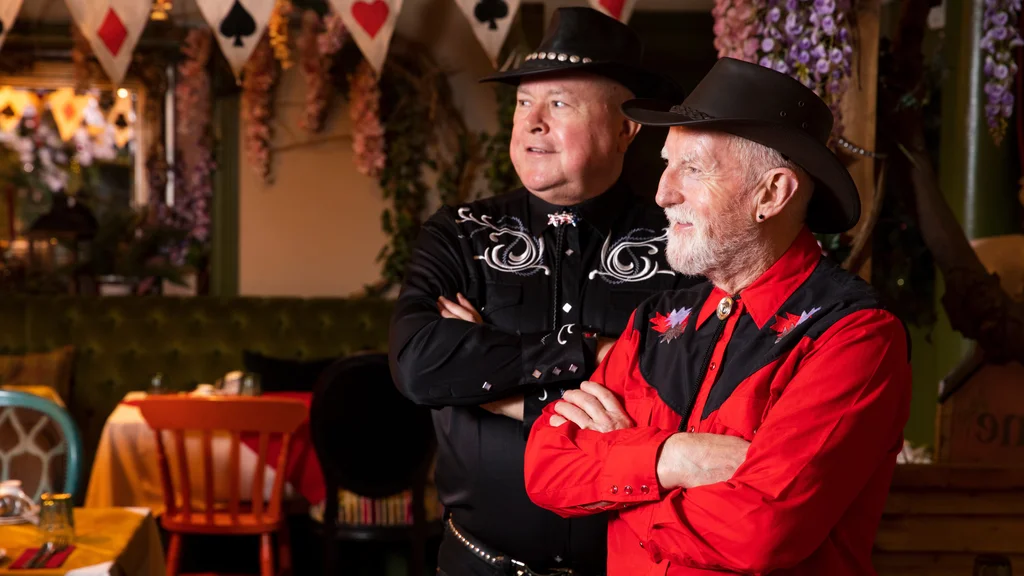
[728,135,802,190]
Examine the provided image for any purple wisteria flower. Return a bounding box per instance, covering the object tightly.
[981,0,1023,144]
[749,0,857,142]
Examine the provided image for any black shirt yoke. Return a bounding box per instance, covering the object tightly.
[388,181,702,572]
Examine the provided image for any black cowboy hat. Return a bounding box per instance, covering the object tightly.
[621,57,860,234]
[480,7,683,101]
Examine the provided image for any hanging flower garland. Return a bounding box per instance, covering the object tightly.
[757,0,855,140]
[712,0,855,142]
[242,36,280,182]
[70,23,93,92]
[298,9,347,133]
[269,0,294,71]
[348,60,386,178]
[159,28,214,268]
[981,0,1023,145]
[712,0,759,62]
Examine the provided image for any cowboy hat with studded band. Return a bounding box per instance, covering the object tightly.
[480,7,683,101]
[621,57,860,234]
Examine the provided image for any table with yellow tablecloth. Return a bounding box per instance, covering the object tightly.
[0,507,164,576]
[85,392,297,513]
[0,385,65,408]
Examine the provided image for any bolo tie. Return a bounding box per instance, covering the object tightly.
[547,209,578,329]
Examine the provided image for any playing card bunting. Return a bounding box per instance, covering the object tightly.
[46,87,91,142]
[64,0,153,86]
[196,0,277,81]
[454,0,521,67]
[0,0,23,53]
[329,0,403,75]
[587,0,638,23]
[0,86,38,134]
[106,92,134,148]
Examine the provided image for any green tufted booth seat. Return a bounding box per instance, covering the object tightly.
[0,296,395,482]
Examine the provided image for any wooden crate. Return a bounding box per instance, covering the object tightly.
[874,464,1024,575]
[936,356,1024,465]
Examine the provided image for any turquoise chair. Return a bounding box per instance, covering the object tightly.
[0,390,83,500]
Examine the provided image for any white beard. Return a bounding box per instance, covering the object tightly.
[664,203,761,277]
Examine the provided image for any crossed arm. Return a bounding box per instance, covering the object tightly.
[389,210,614,435]
[437,294,615,421]
[524,309,912,573]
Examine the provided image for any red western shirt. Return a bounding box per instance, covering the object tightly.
[524,229,912,575]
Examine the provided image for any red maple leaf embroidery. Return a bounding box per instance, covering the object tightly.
[771,307,821,343]
[650,307,690,343]
[650,312,672,334]
[771,312,802,340]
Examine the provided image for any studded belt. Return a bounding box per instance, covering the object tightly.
[445,517,575,576]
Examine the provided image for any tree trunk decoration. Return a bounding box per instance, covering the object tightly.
[880,0,1024,365]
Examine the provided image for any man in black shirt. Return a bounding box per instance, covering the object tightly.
[389,7,700,575]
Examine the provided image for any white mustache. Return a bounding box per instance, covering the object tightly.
[664,206,701,227]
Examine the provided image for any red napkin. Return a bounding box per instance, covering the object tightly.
[9,545,75,569]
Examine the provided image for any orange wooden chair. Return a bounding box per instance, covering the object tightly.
[136,396,308,576]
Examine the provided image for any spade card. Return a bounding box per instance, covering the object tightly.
[220,0,257,47]
[474,0,508,30]
[455,0,520,67]
[196,0,275,80]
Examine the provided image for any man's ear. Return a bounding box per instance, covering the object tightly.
[619,119,642,152]
[752,167,801,222]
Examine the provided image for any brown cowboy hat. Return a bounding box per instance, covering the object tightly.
[621,57,860,233]
[480,7,683,101]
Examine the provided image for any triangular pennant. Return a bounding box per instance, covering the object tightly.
[106,91,134,148]
[0,87,13,133]
[329,0,403,75]
[0,0,23,53]
[588,0,638,23]
[0,87,38,133]
[454,0,521,68]
[196,0,276,81]
[46,88,90,142]
[64,0,153,86]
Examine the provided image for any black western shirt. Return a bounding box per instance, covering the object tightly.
[389,181,701,573]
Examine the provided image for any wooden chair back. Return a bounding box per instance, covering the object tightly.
[136,396,307,529]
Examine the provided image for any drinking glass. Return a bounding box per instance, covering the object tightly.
[148,373,165,395]
[37,493,74,545]
[240,373,262,397]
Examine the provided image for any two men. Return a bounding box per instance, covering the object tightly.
[389,8,700,575]
[524,58,912,574]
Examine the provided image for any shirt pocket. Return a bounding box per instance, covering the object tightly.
[624,386,660,427]
[713,394,770,441]
[481,282,523,330]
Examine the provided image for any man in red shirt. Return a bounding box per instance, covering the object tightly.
[523,58,912,575]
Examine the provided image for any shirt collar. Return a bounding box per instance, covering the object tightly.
[527,179,634,235]
[695,227,822,329]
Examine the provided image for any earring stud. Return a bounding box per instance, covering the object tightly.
[757,214,765,221]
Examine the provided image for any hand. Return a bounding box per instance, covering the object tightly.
[481,396,524,421]
[596,337,616,364]
[549,381,633,432]
[656,433,751,490]
[438,293,482,324]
